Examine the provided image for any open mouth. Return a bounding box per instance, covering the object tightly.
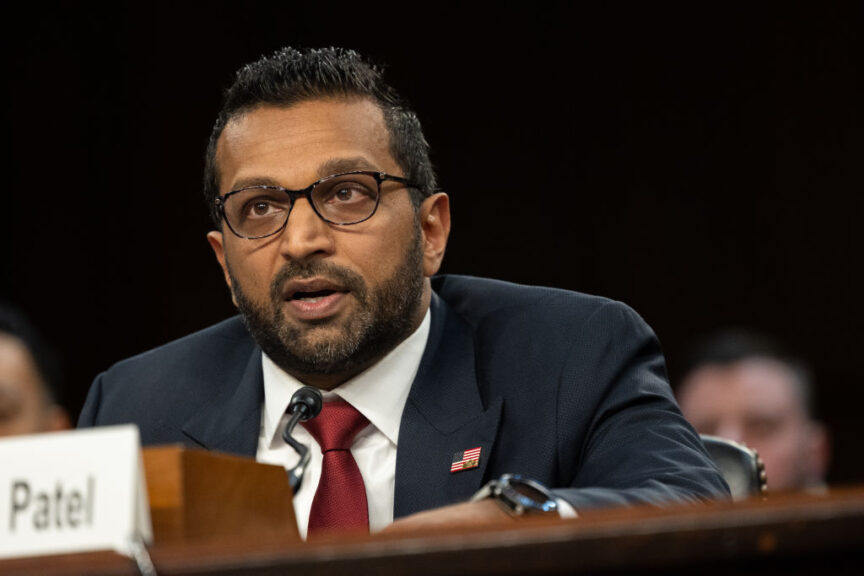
[280,277,351,319]
[289,289,339,302]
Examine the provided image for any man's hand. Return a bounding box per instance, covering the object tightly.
[381,498,515,535]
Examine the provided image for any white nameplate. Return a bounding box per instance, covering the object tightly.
[0,425,152,560]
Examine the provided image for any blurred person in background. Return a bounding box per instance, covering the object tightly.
[677,329,829,493]
[0,303,70,437]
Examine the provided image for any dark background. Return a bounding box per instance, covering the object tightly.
[1,3,861,482]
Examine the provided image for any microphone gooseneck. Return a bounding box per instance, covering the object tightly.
[282,386,324,492]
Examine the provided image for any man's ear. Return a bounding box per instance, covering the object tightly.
[419,193,450,277]
[206,230,238,306]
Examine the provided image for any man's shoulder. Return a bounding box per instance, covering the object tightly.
[431,274,632,328]
[80,316,260,439]
[102,315,255,378]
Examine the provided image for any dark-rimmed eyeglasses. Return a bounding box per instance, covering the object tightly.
[214,170,422,239]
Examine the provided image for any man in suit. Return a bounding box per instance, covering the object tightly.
[78,46,728,537]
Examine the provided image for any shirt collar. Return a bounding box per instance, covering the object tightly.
[261,308,431,447]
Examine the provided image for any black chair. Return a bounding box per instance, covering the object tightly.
[700,434,767,501]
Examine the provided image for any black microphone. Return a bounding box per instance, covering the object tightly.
[282,386,324,492]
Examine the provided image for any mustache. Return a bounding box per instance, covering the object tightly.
[268,260,367,303]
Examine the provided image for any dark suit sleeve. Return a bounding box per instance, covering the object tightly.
[550,301,729,509]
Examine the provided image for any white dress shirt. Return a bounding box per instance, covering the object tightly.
[256,310,430,539]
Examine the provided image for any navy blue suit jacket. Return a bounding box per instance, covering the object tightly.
[78,275,728,515]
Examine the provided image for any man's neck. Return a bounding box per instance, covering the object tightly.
[292,368,366,391]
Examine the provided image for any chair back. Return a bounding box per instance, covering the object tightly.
[700,434,767,501]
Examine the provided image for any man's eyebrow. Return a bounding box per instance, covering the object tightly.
[227,157,381,192]
[317,157,378,178]
[229,176,283,191]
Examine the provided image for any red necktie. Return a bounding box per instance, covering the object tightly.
[302,399,370,536]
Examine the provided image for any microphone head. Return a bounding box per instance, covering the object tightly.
[288,386,324,421]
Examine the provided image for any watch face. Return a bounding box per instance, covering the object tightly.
[501,475,557,513]
[509,480,550,503]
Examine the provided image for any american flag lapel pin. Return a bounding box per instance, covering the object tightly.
[450,446,482,473]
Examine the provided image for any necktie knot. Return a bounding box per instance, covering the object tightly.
[302,399,368,452]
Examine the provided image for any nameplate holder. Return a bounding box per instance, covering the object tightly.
[0,424,152,560]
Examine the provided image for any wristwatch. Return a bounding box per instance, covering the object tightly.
[471,474,559,517]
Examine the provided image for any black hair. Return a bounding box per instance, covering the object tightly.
[0,303,64,406]
[203,46,437,226]
[683,329,816,418]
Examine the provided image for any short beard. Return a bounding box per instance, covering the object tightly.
[228,225,425,382]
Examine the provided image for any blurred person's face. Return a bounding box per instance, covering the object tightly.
[0,334,69,436]
[678,358,829,492]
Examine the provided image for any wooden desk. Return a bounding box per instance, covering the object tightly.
[3,485,864,575]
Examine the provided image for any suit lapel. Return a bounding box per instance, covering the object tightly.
[394,293,504,518]
[181,347,263,458]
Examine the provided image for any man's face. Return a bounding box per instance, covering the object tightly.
[0,335,67,436]
[678,359,828,492]
[207,98,449,388]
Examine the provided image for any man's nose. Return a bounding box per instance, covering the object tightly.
[278,198,335,260]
